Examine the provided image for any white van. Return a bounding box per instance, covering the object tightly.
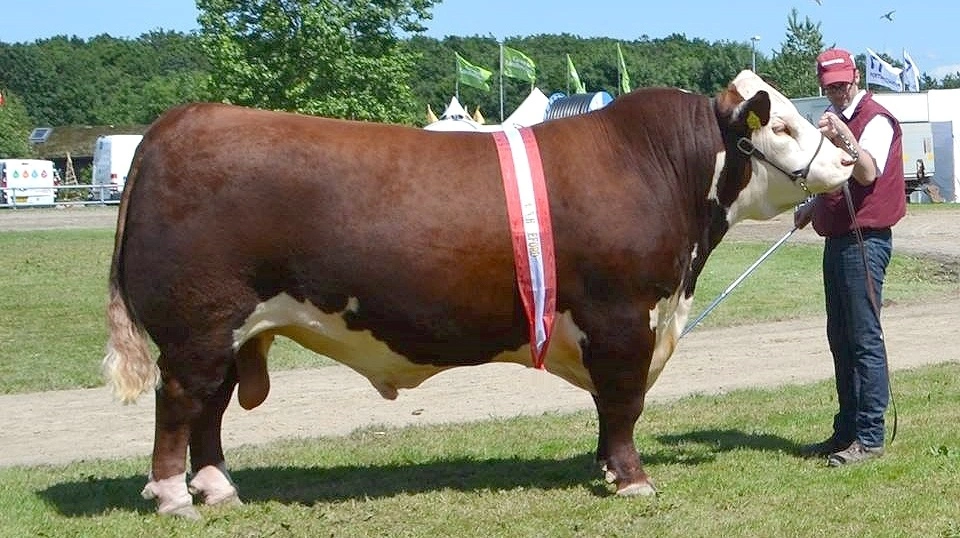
[0,159,59,206]
[92,134,142,200]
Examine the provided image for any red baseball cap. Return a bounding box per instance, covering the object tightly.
[817,48,856,86]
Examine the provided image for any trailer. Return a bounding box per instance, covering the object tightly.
[0,159,60,207]
[791,90,960,202]
[92,134,143,200]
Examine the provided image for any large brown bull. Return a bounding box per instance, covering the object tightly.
[103,71,852,518]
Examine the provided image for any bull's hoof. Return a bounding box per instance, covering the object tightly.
[205,491,243,508]
[142,481,200,519]
[616,481,657,497]
[161,503,202,520]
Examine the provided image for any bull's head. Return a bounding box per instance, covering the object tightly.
[714,70,853,223]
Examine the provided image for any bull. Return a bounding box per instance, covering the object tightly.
[103,71,852,518]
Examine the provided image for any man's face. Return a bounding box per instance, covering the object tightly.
[822,71,859,110]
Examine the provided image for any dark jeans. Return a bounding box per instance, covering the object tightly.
[823,229,892,449]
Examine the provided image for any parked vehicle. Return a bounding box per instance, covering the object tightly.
[0,158,60,207]
[92,134,143,200]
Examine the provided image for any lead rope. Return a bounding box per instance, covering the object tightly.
[841,181,897,444]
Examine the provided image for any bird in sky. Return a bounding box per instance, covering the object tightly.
[814,0,822,5]
[881,10,895,21]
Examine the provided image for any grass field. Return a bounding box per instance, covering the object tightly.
[0,228,957,394]
[0,363,958,536]
[1,211,959,535]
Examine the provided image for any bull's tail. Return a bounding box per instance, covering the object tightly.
[102,138,158,403]
[103,282,157,403]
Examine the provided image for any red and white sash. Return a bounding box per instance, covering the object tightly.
[492,127,556,369]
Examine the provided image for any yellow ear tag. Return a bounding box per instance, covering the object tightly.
[746,111,762,131]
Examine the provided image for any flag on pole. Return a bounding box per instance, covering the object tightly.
[566,54,586,94]
[617,43,631,94]
[902,49,921,92]
[865,48,903,92]
[456,52,493,91]
[502,46,537,83]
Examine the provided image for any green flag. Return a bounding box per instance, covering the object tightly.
[566,54,586,94]
[456,52,493,91]
[617,43,631,94]
[502,45,537,83]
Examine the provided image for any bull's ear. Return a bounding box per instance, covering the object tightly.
[740,90,771,134]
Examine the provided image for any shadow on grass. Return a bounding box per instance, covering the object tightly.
[654,428,802,455]
[40,453,600,516]
[39,428,803,517]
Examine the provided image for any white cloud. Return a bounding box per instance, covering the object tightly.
[929,63,960,79]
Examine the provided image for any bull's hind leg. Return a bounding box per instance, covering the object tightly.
[187,359,242,508]
[141,358,201,519]
[187,337,273,508]
[142,348,239,518]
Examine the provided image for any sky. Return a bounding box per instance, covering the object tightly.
[3,1,959,79]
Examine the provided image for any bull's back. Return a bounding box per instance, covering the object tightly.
[118,103,527,360]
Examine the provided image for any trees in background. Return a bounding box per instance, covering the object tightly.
[0,31,208,127]
[2,4,959,134]
[0,90,33,158]
[764,9,825,98]
[197,0,437,124]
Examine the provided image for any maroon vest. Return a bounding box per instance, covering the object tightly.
[812,93,906,237]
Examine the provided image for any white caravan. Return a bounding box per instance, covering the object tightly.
[92,134,143,200]
[0,159,59,206]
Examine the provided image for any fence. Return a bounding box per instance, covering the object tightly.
[0,184,121,208]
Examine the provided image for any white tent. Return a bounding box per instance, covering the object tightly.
[423,96,487,132]
[424,89,550,132]
[502,88,549,128]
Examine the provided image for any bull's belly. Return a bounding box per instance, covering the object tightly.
[232,293,596,400]
[646,288,694,391]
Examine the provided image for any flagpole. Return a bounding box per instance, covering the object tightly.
[455,55,460,102]
[499,41,505,122]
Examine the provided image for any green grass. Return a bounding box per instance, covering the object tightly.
[1,363,958,536]
[0,228,957,394]
[690,240,960,328]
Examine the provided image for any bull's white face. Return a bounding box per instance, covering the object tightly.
[724,70,853,223]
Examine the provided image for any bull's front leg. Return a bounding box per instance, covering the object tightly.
[584,320,657,496]
[591,394,609,464]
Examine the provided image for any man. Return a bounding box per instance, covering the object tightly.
[794,48,906,466]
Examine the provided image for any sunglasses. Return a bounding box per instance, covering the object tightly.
[824,82,853,94]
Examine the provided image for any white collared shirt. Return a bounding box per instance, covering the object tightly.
[828,90,894,174]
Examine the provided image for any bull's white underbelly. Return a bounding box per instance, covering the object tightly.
[646,288,693,391]
[232,293,596,400]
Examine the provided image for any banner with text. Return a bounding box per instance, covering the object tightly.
[866,48,903,92]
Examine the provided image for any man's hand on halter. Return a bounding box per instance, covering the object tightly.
[818,112,859,166]
[818,112,879,187]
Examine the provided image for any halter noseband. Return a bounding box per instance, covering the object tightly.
[735,134,826,193]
